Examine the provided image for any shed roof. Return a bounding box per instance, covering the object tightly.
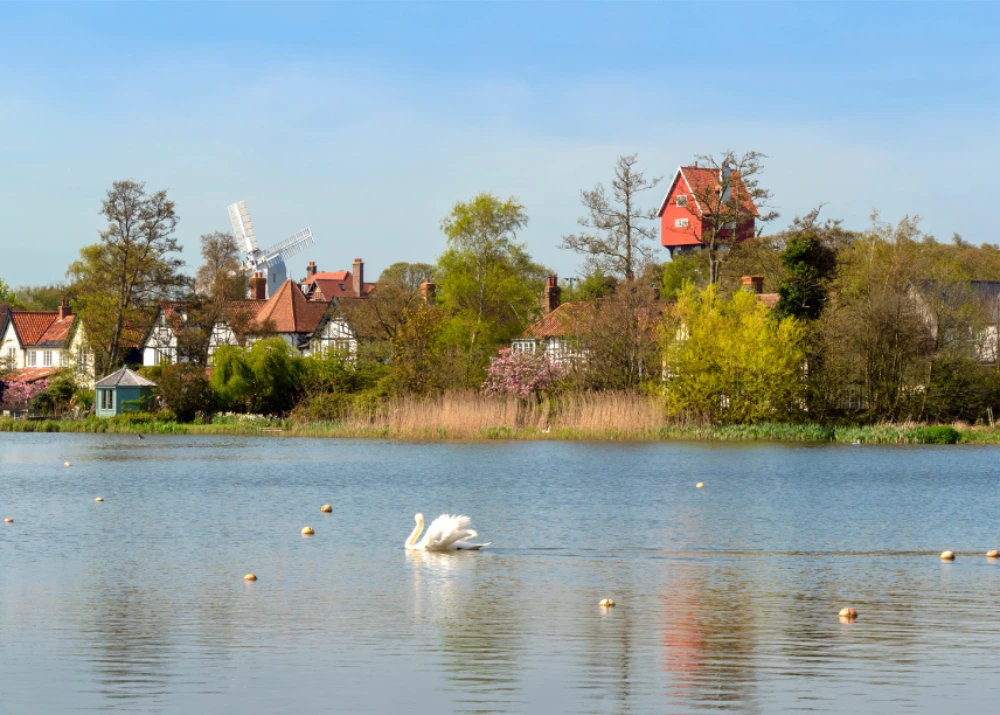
[94,367,157,388]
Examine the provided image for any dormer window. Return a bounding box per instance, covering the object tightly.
[676,194,688,207]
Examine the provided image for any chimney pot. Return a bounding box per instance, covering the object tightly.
[251,271,267,300]
[545,275,562,312]
[306,261,317,278]
[59,297,72,320]
[352,258,364,298]
[742,275,764,294]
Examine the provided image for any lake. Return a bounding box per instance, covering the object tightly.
[1,433,999,714]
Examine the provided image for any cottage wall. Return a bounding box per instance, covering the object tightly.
[660,174,703,250]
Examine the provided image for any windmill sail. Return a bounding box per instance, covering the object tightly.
[261,228,314,263]
[227,201,260,254]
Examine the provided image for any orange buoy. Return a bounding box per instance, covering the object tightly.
[941,550,955,561]
[599,598,615,608]
[839,607,858,619]
[301,526,315,536]
[4,518,12,523]
[321,504,332,513]
[244,573,258,582]
[94,497,104,502]
[988,550,999,558]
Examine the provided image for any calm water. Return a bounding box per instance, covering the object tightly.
[1,434,999,714]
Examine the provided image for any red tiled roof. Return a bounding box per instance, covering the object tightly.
[659,166,760,218]
[522,303,594,339]
[9,311,58,346]
[5,367,63,383]
[224,300,268,321]
[36,314,75,347]
[254,280,328,334]
[302,271,376,301]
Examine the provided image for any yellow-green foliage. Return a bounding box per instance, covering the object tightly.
[662,285,806,423]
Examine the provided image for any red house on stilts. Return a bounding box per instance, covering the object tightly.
[658,165,759,256]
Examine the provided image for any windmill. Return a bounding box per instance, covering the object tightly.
[227,200,315,298]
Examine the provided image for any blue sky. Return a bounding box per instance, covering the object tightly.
[2,2,999,287]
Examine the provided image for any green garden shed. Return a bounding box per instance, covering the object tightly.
[94,367,156,417]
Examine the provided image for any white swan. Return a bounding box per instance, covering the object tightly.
[404,513,490,551]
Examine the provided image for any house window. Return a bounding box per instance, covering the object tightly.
[60,352,68,367]
[674,218,690,228]
[43,350,53,367]
[100,389,114,411]
[27,351,37,367]
[5,347,15,366]
[676,194,688,207]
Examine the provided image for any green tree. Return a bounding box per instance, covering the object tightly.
[378,262,435,291]
[0,278,18,305]
[150,363,216,422]
[210,337,306,415]
[436,193,546,384]
[195,231,246,303]
[67,180,186,374]
[662,284,806,423]
[560,153,661,281]
[11,283,67,310]
[661,251,709,300]
[774,230,837,321]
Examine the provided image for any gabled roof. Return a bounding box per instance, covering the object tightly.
[35,314,76,347]
[254,280,328,335]
[657,166,760,218]
[94,367,156,388]
[301,271,376,301]
[4,367,63,383]
[9,311,58,346]
[521,302,595,339]
[222,299,268,322]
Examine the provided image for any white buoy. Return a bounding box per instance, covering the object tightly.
[94,497,104,503]
[599,598,615,608]
[64,462,72,467]
[696,482,705,488]
[987,550,999,559]
[839,607,858,619]
[321,504,332,513]
[941,550,955,561]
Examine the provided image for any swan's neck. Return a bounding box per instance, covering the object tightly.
[405,517,424,549]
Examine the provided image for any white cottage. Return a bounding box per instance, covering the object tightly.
[0,299,95,386]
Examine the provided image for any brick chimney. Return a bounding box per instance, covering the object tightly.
[545,275,561,312]
[251,271,267,300]
[420,279,436,305]
[352,258,364,298]
[58,297,73,320]
[306,261,317,278]
[742,275,764,294]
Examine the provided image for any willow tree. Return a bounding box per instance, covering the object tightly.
[68,180,186,374]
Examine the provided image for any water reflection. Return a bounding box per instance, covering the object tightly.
[3,434,1000,713]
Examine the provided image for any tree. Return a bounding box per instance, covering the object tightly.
[661,251,709,300]
[687,151,778,284]
[211,337,306,415]
[195,231,246,303]
[383,303,450,395]
[560,154,661,281]
[150,363,215,422]
[0,278,17,305]
[482,348,566,401]
[67,180,186,374]
[662,284,806,423]
[574,281,663,391]
[436,193,547,384]
[11,283,67,310]
[379,262,435,292]
[774,223,837,321]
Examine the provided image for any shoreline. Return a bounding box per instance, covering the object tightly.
[0,417,992,444]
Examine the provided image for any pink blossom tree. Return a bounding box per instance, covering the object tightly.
[0,379,50,411]
[481,348,565,401]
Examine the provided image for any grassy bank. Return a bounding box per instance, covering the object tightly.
[3,392,999,443]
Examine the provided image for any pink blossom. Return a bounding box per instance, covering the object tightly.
[0,379,50,409]
[481,348,565,399]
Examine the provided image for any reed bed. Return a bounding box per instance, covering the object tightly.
[2,392,998,444]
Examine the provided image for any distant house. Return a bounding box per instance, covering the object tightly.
[911,280,1000,363]
[94,367,156,417]
[658,165,759,256]
[300,259,376,302]
[0,299,95,386]
[511,277,590,364]
[142,301,187,366]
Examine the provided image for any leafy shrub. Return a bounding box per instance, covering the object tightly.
[155,363,215,422]
[907,425,961,444]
